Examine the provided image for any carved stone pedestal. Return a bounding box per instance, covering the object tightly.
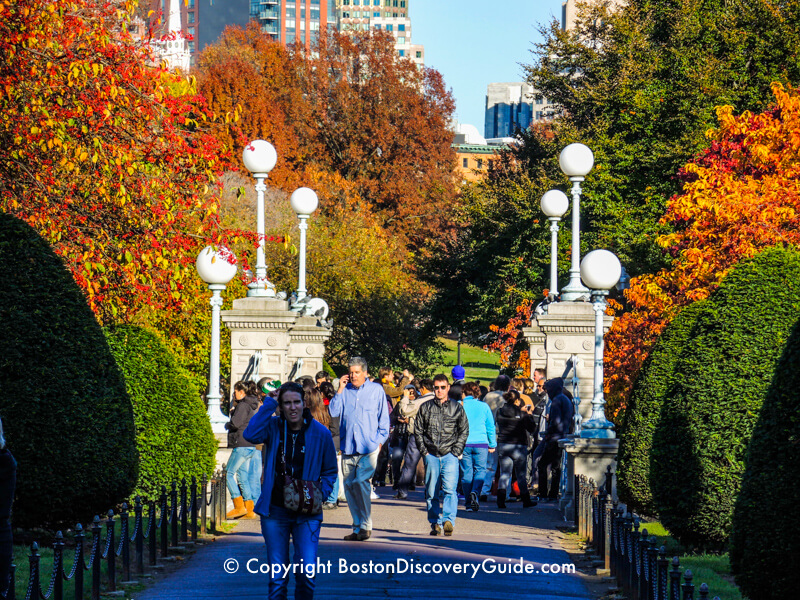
[561,437,619,519]
[221,297,331,388]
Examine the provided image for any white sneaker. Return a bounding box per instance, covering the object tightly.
[371,488,380,500]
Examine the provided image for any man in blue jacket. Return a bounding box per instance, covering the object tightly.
[329,356,389,541]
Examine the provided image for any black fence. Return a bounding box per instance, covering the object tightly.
[2,467,228,600]
[575,468,721,600]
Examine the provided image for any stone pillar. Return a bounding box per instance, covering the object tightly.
[533,300,616,516]
[522,321,547,374]
[221,297,331,391]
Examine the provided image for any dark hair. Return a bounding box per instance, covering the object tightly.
[305,387,330,428]
[233,381,247,394]
[319,381,335,400]
[277,382,305,407]
[419,378,434,392]
[494,374,511,392]
[245,380,258,397]
[315,370,328,381]
[448,383,462,402]
[301,377,316,393]
[462,381,481,398]
[503,389,521,406]
[433,373,449,385]
[479,385,489,399]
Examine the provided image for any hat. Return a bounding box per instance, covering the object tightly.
[261,380,281,394]
[451,365,466,381]
[404,383,419,392]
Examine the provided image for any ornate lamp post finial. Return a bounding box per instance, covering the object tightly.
[242,140,278,297]
[290,187,319,304]
[540,189,569,300]
[559,143,594,302]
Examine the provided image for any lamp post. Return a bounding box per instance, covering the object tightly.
[578,249,621,438]
[196,245,238,433]
[540,189,569,300]
[289,187,319,303]
[558,143,594,301]
[242,140,278,297]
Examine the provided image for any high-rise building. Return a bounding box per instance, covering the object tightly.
[337,0,424,66]
[251,0,337,47]
[484,83,555,139]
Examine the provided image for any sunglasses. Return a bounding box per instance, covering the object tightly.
[433,385,448,390]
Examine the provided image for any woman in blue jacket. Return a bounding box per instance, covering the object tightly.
[244,382,337,600]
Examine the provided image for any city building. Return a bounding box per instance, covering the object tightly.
[562,0,624,31]
[336,0,424,66]
[452,124,508,183]
[484,82,555,139]
[251,0,337,47]
[135,0,194,70]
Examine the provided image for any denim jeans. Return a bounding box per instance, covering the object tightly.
[260,505,322,600]
[424,453,459,526]
[390,436,407,489]
[496,443,528,492]
[226,446,258,501]
[481,450,498,496]
[248,448,263,503]
[341,448,379,532]
[459,446,489,501]
[396,435,422,494]
[326,471,340,504]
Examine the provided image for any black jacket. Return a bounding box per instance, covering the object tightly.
[413,397,469,457]
[496,403,537,446]
[226,395,260,448]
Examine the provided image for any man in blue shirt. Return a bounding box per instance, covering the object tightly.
[329,356,389,541]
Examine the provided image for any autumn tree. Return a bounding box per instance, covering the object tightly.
[0,0,236,325]
[604,83,800,414]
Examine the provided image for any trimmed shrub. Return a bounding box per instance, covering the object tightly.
[617,301,706,516]
[729,320,800,599]
[104,325,217,500]
[0,213,138,528]
[650,245,800,549]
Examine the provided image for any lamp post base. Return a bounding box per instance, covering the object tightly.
[246,278,276,297]
[560,278,591,302]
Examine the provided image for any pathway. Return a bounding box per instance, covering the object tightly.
[134,489,597,599]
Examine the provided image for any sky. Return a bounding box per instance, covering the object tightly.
[412,1,562,134]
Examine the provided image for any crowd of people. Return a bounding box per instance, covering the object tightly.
[226,359,575,599]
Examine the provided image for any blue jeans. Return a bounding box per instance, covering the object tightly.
[326,471,339,504]
[396,435,422,494]
[459,446,489,501]
[248,448,263,502]
[261,505,322,600]
[424,453,459,526]
[481,450,498,496]
[390,436,407,488]
[226,447,258,501]
[497,443,528,492]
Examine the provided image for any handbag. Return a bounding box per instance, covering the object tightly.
[280,422,323,515]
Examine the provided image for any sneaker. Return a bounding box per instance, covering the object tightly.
[357,529,372,541]
[430,523,442,536]
[479,494,488,502]
[394,491,408,500]
[443,521,454,537]
[371,489,380,500]
[344,532,360,541]
[322,502,337,510]
[469,492,479,512]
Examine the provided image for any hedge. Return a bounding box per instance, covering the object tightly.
[0,212,138,528]
[650,245,800,549]
[729,319,800,599]
[104,325,217,500]
[616,301,706,516]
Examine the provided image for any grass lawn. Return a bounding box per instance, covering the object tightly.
[437,336,501,386]
[639,521,744,600]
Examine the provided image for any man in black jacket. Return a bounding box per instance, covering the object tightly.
[537,378,575,500]
[414,374,469,537]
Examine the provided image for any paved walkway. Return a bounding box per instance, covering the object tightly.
[134,489,596,599]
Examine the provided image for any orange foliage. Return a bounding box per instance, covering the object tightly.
[605,82,800,415]
[487,299,535,377]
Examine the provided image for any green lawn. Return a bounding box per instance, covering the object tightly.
[639,521,745,600]
[437,336,501,386]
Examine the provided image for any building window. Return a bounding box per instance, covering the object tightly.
[462,158,468,168]
[415,51,422,58]
[536,111,543,119]
[393,0,398,5]
[374,23,381,29]
[398,24,405,31]
[188,0,194,7]
[374,11,380,16]
[385,11,390,17]
[343,0,350,4]
[393,11,398,16]
[353,0,360,4]
[386,24,393,31]
[187,27,195,36]
[342,11,349,17]
[399,49,404,56]
[400,0,405,5]
[535,95,544,105]
[187,11,195,23]
[397,37,405,44]
[477,159,483,169]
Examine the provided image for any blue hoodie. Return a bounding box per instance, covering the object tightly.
[243,397,337,518]
[462,396,497,448]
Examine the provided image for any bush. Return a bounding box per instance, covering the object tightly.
[0,213,138,528]
[729,320,800,599]
[650,246,800,549]
[617,301,706,516]
[104,325,217,500]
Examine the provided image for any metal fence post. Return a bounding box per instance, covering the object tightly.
[74,523,85,600]
[191,475,198,542]
[105,510,116,592]
[120,503,130,583]
[682,570,695,600]
[91,516,102,600]
[53,531,65,600]
[669,556,682,600]
[160,486,168,558]
[181,478,188,543]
